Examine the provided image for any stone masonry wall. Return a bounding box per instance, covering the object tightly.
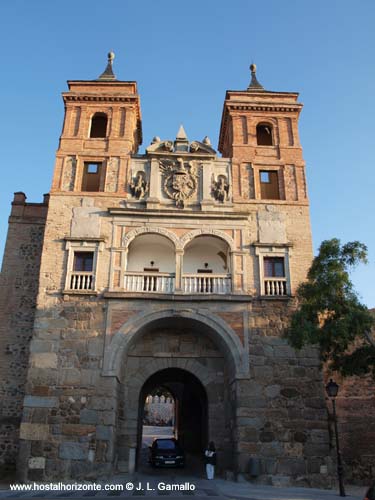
[333,375,375,484]
[0,193,47,475]
[238,300,332,488]
[17,296,114,481]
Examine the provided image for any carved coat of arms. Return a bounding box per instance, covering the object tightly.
[159,158,198,208]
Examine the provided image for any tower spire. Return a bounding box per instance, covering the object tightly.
[98,51,117,81]
[247,63,264,91]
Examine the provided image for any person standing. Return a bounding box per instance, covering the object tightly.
[364,481,375,500]
[204,441,216,480]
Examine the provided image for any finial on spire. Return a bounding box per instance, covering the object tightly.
[247,62,264,91]
[176,124,188,140]
[98,51,117,81]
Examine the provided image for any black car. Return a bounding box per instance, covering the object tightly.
[149,438,185,467]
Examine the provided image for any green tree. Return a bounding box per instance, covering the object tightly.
[286,239,375,378]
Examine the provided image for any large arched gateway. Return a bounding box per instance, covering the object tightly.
[103,309,247,474]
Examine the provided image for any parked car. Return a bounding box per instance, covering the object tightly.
[364,481,375,500]
[149,438,185,467]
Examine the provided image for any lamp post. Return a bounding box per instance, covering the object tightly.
[325,378,346,497]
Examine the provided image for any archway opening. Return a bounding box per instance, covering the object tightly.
[125,234,176,293]
[137,368,208,472]
[182,235,231,294]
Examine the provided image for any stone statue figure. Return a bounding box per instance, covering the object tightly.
[212,175,229,202]
[130,171,148,199]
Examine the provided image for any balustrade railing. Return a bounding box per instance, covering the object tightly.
[124,272,175,293]
[264,277,287,296]
[182,274,231,294]
[69,272,94,291]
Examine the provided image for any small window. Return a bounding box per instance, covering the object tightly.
[256,124,273,146]
[82,162,102,192]
[264,257,285,278]
[90,113,107,138]
[260,170,280,200]
[73,252,94,272]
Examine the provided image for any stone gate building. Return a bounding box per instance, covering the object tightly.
[1,54,373,485]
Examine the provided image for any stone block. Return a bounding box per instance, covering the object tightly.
[310,429,329,444]
[265,385,280,398]
[294,431,307,443]
[253,366,273,381]
[304,397,326,409]
[96,425,113,441]
[277,458,306,475]
[280,388,300,398]
[24,396,59,408]
[28,469,44,481]
[60,368,81,385]
[28,368,59,385]
[80,369,98,386]
[31,408,49,423]
[29,340,58,353]
[28,457,46,469]
[284,442,303,457]
[88,338,104,356]
[62,424,96,436]
[80,409,98,424]
[98,411,116,426]
[20,423,49,441]
[262,458,277,474]
[69,460,92,478]
[88,397,116,411]
[238,427,258,442]
[249,355,265,366]
[30,352,58,369]
[32,386,51,397]
[271,475,292,487]
[303,442,330,457]
[274,346,295,358]
[239,397,267,409]
[236,417,263,429]
[259,431,275,442]
[59,442,88,460]
[260,442,283,457]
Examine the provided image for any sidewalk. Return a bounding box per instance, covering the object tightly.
[213,478,365,500]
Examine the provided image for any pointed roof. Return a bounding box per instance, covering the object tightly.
[176,124,188,140]
[98,51,117,81]
[247,63,264,91]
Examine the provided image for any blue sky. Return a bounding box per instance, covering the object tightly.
[0,0,374,306]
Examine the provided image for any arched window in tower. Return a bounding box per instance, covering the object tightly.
[89,112,108,138]
[256,123,273,146]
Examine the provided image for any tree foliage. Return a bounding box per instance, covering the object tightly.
[286,239,375,378]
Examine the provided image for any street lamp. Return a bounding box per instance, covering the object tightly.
[325,378,346,497]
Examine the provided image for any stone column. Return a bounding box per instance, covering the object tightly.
[200,162,214,210]
[147,158,161,209]
[175,250,184,292]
